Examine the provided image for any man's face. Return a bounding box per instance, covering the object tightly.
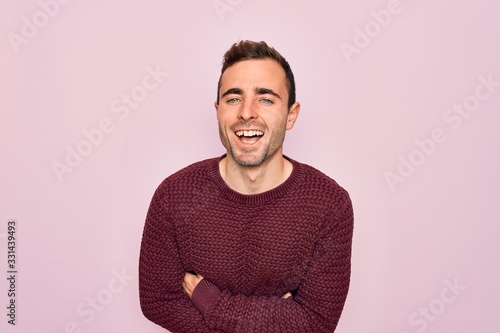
[215,59,300,167]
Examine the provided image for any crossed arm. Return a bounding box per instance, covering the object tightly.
[139,190,353,333]
[182,272,292,300]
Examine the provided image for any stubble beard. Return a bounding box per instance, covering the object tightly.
[218,122,287,167]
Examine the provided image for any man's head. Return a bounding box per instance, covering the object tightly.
[216,40,296,110]
[215,41,300,167]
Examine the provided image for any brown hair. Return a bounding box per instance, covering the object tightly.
[217,40,296,109]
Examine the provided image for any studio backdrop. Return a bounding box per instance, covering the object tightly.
[1,0,499,332]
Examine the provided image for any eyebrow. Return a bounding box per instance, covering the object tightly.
[221,88,243,98]
[221,87,282,100]
[255,87,282,100]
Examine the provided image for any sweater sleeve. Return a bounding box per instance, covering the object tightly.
[190,195,354,333]
[139,187,214,333]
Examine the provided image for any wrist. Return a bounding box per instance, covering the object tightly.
[191,278,222,317]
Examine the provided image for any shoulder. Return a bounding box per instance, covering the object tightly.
[290,159,354,234]
[290,158,351,209]
[155,157,218,195]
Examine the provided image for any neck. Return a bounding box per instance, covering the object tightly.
[219,152,293,195]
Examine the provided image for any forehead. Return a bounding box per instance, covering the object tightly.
[220,59,287,91]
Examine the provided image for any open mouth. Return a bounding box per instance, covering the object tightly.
[235,130,264,144]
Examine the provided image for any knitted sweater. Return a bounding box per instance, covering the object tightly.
[139,155,353,333]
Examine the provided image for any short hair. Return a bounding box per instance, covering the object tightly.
[216,40,296,109]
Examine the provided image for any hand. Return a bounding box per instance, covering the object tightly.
[182,271,204,299]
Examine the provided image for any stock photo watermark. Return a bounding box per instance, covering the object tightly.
[213,0,243,21]
[385,74,499,192]
[339,0,419,64]
[53,267,135,333]
[7,0,73,54]
[4,220,18,325]
[51,64,168,182]
[399,277,467,333]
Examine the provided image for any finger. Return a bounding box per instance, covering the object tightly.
[181,283,191,298]
[281,292,292,299]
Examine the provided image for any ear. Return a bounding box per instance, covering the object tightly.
[214,101,219,115]
[286,102,300,130]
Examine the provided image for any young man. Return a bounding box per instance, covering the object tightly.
[139,40,354,332]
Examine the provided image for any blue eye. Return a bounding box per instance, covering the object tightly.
[261,98,273,104]
[227,98,240,103]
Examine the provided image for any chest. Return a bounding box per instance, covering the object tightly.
[174,200,326,295]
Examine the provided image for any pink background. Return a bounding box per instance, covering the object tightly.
[1,0,499,332]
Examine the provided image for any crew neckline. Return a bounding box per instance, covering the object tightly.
[208,154,304,205]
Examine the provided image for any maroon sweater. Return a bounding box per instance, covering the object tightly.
[139,156,353,332]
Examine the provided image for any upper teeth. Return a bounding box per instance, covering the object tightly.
[236,130,264,137]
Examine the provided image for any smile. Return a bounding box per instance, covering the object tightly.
[235,130,264,145]
[235,130,264,138]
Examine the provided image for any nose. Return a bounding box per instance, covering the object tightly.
[237,100,257,121]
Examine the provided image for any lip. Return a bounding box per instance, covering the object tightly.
[233,129,264,146]
[238,136,262,145]
[233,128,264,133]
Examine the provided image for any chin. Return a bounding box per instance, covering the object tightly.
[231,151,267,167]
[234,157,265,167]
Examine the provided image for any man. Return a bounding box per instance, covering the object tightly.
[139,40,353,332]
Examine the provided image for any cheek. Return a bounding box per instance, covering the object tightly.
[217,109,235,123]
[216,116,229,130]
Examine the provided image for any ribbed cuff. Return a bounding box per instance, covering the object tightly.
[191,278,222,317]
